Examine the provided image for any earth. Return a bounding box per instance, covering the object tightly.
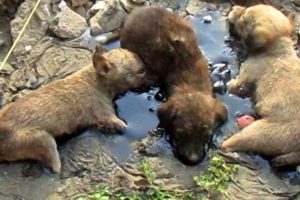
[0,0,300,199]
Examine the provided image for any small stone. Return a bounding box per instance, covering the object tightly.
[147,95,153,100]
[0,62,14,75]
[203,15,212,23]
[236,115,255,129]
[75,6,86,17]
[25,45,32,51]
[213,81,226,94]
[71,0,89,7]
[89,1,127,35]
[131,0,145,4]
[50,5,88,39]
[213,63,227,71]
[221,69,231,82]
[148,106,155,112]
[235,111,243,117]
[154,92,165,101]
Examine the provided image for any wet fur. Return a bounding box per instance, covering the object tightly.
[0,48,145,173]
[221,7,300,167]
[121,7,227,165]
[228,4,292,51]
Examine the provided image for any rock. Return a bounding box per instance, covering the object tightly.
[70,0,89,8]
[119,0,148,13]
[186,0,206,15]
[50,5,88,39]
[36,45,91,84]
[0,62,15,75]
[75,6,87,17]
[213,81,226,94]
[203,15,212,23]
[236,115,255,129]
[86,1,107,19]
[149,0,182,10]
[89,1,127,35]
[132,0,145,4]
[10,0,54,63]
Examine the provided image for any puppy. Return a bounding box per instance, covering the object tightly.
[228,4,292,51]
[221,5,300,167]
[121,7,227,165]
[0,47,145,173]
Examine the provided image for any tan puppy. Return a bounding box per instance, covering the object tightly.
[228,4,292,51]
[221,5,300,167]
[121,7,228,165]
[0,47,145,173]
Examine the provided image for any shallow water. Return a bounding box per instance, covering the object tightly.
[0,7,299,200]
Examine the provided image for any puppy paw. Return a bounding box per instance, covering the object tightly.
[227,79,240,93]
[104,116,127,133]
[271,156,287,167]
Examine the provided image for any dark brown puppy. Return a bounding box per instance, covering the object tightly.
[0,47,145,173]
[121,7,227,165]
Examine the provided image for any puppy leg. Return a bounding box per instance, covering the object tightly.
[220,119,290,156]
[272,151,300,167]
[0,128,61,173]
[106,115,127,130]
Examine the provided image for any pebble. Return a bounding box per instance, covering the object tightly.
[148,106,156,112]
[154,92,165,102]
[203,15,212,23]
[147,95,153,100]
[213,81,226,94]
[236,115,255,129]
[25,45,32,51]
[221,69,231,82]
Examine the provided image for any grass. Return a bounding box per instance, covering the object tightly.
[76,155,238,200]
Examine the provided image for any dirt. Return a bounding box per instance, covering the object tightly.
[0,1,300,200]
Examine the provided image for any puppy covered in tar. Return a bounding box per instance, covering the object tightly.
[221,5,300,167]
[121,7,228,165]
[0,47,145,173]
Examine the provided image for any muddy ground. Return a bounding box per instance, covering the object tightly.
[0,0,300,199]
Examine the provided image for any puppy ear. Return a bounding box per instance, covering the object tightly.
[92,45,111,76]
[215,100,228,123]
[157,101,176,128]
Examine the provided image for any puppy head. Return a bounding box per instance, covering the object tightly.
[93,46,145,93]
[228,5,246,24]
[157,92,227,165]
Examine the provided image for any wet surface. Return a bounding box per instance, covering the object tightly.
[0,5,300,200]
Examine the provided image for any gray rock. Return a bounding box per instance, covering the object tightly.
[36,45,91,84]
[75,6,87,17]
[0,62,15,75]
[119,0,148,13]
[186,0,206,15]
[70,0,89,7]
[50,5,88,39]
[10,0,54,63]
[149,0,181,10]
[89,1,127,35]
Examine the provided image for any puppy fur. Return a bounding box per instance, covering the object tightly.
[0,47,145,172]
[121,6,228,165]
[228,4,292,51]
[221,5,300,167]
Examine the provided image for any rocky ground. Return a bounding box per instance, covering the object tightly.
[0,0,300,199]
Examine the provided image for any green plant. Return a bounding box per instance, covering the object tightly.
[193,155,239,196]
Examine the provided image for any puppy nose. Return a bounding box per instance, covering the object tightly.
[189,153,200,163]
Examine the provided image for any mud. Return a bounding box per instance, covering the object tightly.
[0,1,300,200]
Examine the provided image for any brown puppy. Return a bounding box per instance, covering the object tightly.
[121,7,227,165]
[228,4,292,51]
[221,5,300,167]
[0,47,145,173]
